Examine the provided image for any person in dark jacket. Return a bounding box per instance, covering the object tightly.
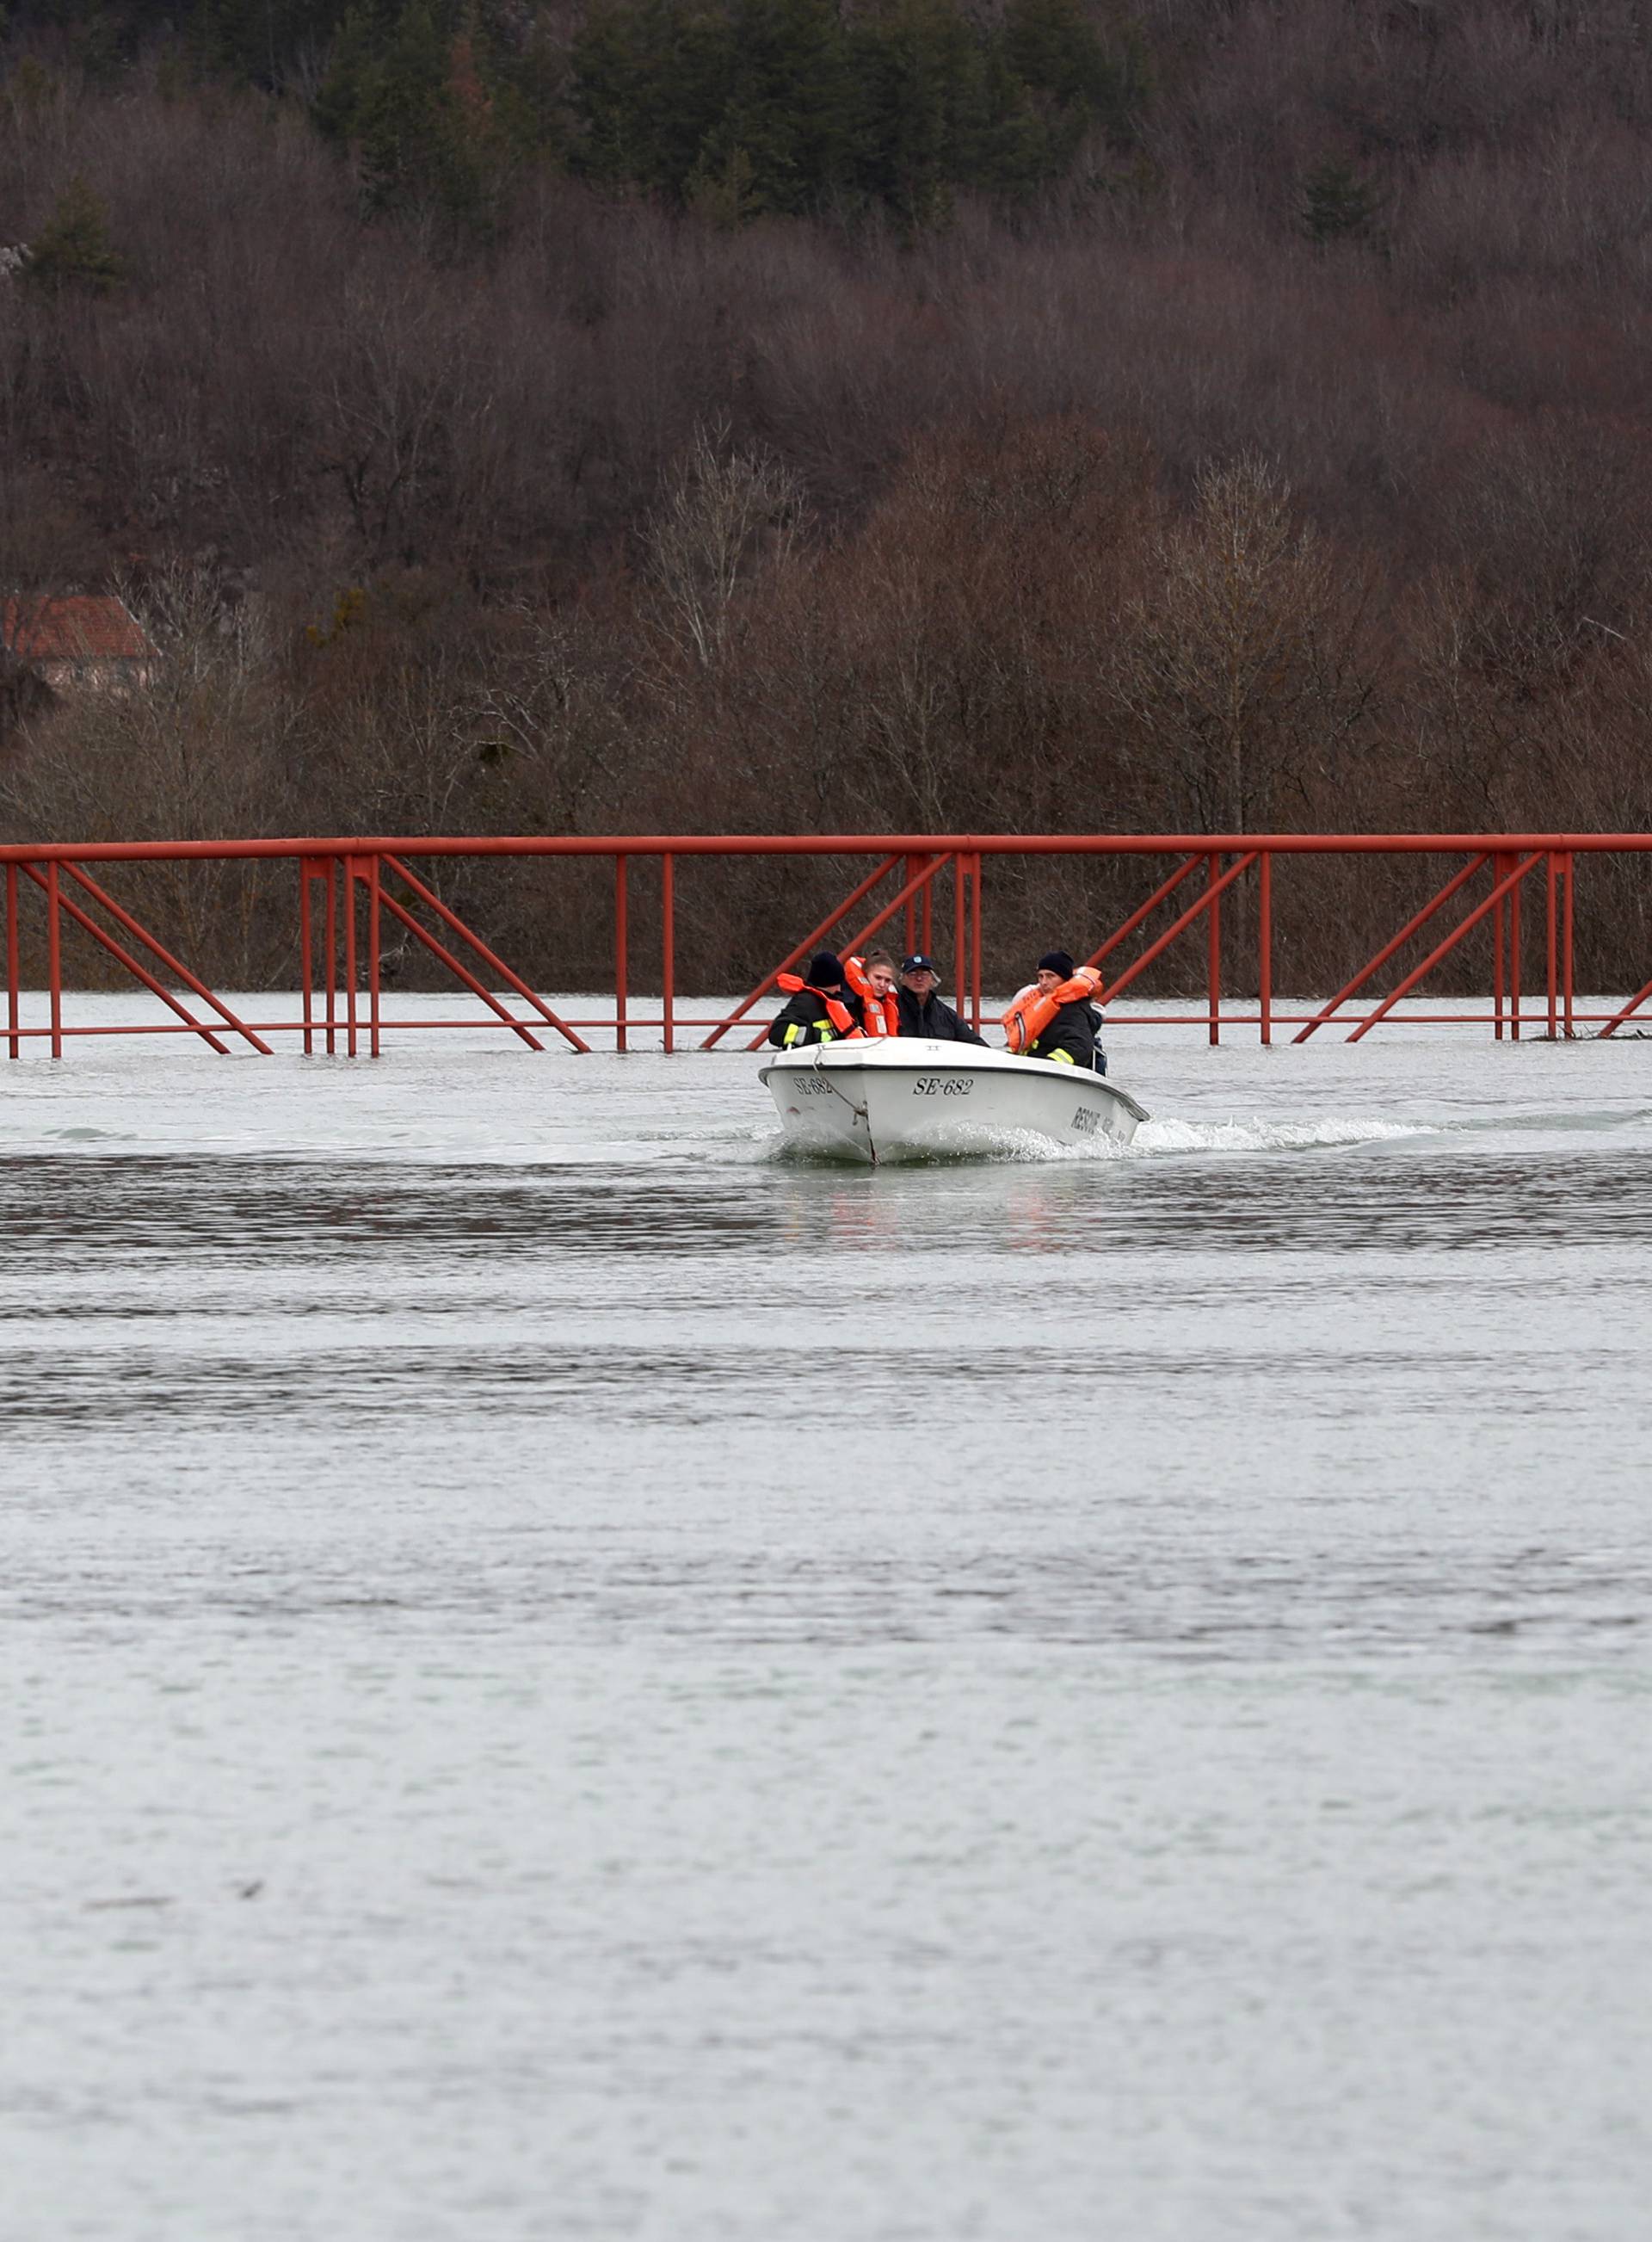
[1024,949,1106,1072]
[766,951,865,1049]
[896,954,986,1044]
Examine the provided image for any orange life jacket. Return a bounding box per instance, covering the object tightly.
[842,955,900,1038]
[776,971,862,1040]
[1002,967,1103,1054]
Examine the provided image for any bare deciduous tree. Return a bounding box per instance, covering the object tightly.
[1107,457,1378,831]
[643,420,810,671]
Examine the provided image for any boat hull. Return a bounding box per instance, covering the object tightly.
[760,1040,1148,1164]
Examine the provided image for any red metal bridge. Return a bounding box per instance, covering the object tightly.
[3,832,1650,1056]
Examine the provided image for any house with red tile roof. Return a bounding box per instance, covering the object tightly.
[1,594,156,693]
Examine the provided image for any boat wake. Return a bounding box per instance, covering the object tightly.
[761,1109,1439,1164]
[1134,1113,1435,1156]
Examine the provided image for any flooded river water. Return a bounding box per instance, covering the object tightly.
[3,999,1649,2239]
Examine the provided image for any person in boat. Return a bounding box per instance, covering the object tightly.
[896,953,986,1044]
[865,948,899,1004]
[766,951,866,1048]
[1005,950,1108,1072]
[842,947,901,1038]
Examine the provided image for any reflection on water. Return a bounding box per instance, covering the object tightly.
[3,1031,1651,2240]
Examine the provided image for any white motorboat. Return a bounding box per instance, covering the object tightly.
[760,1039,1149,1164]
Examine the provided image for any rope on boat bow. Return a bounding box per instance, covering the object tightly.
[811,1047,877,1164]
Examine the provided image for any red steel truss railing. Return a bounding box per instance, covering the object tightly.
[2,832,1650,1054]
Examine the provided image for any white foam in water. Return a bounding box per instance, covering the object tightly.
[1135,1112,1435,1155]
[767,1113,1436,1165]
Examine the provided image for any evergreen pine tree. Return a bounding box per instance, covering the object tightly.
[573,0,740,199]
[71,8,132,86]
[356,0,449,214]
[506,4,569,164]
[198,0,379,87]
[1000,0,1149,162]
[854,0,982,222]
[22,174,126,293]
[566,0,1149,221]
[1298,157,1381,245]
[716,0,854,215]
[312,3,382,145]
[440,9,524,236]
[1002,0,1109,114]
[687,140,759,227]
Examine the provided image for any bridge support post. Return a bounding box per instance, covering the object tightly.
[1258,850,1273,1046]
[6,862,17,1059]
[1207,852,1222,1046]
[46,861,61,1059]
[662,852,675,1054]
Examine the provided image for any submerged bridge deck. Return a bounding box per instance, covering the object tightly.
[2,832,1649,1056]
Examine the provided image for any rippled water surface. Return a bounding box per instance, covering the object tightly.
[3,998,1650,2240]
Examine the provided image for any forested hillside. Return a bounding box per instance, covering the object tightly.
[4,1,1652,988]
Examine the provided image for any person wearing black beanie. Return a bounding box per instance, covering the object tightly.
[1023,949,1106,1072]
[765,949,866,1049]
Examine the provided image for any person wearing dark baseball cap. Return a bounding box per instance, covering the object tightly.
[896,954,986,1044]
